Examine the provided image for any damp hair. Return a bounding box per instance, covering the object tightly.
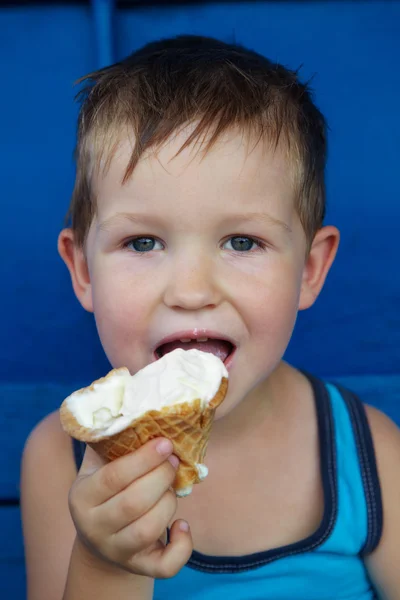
[66,34,327,251]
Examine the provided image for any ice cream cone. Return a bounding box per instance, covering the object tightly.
[60,368,228,496]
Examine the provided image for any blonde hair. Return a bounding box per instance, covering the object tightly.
[67,35,327,250]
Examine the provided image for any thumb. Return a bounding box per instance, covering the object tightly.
[78,444,108,477]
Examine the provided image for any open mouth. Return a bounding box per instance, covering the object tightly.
[155,337,235,364]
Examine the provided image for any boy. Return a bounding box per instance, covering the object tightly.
[20,35,400,599]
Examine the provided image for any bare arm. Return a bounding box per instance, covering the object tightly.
[20,411,154,600]
[20,411,79,600]
[21,410,192,600]
[364,405,400,600]
[63,536,153,600]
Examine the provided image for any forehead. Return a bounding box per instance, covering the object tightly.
[93,126,296,220]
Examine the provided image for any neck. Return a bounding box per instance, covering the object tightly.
[209,361,292,449]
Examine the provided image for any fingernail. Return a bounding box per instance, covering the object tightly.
[168,455,179,469]
[156,439,173,455]
[179,521,189,532]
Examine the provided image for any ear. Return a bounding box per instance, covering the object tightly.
[298,225,340,311]
[58,229,94,313]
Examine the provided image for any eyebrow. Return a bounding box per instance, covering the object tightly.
[97,212,163,232]
[98,211,292,234]
[222,212,292,234]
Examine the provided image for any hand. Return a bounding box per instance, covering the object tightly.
[68,438,193,579]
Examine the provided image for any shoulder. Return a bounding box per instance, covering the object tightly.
[25,408,69,445]
[22,409,77,474]
[364,404,400,488]
[364,403,400,437]
[363,404,400,520]
[21,408,77,498]
[363,404,400,597]
[21,407,78,508]
[363,403,400,513]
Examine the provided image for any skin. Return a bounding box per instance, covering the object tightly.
[55,127,340,586]
[59,128,339,439]
[21,124,400,600]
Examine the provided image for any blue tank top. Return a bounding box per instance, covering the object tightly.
[72,373,382,599]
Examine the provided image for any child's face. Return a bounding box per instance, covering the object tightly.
[66,129,323,419]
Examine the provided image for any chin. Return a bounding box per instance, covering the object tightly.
[213,395,239,421]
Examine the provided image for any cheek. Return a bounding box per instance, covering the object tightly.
[242,263,302,346]
[261,283,299,345]
[90,267,151,367]
[213,268,302,421]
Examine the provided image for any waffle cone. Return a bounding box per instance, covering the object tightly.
[60,373,228,496]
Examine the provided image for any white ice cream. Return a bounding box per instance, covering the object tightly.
[66,348,228,439]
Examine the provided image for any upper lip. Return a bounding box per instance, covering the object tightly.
[153,329,237,354]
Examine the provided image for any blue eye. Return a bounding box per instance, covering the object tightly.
[123,235,264,253]
[126,237,163,252]
[224,236,263,252]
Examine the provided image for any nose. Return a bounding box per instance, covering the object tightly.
[163,253,221,311]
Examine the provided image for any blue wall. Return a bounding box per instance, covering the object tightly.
[1,4,399,597]
[1,1,399,387]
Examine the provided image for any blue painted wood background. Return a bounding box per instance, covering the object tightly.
[1,1,399,597]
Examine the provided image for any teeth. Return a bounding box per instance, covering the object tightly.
[178,337,209,343]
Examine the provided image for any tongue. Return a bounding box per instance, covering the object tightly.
[158,340,232,362]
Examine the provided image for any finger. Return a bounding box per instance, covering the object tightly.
[140,518,193,579]
[78,444,107,477]
[96,458,179,533]
[113,489,178,558]
[82,438,175,506]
